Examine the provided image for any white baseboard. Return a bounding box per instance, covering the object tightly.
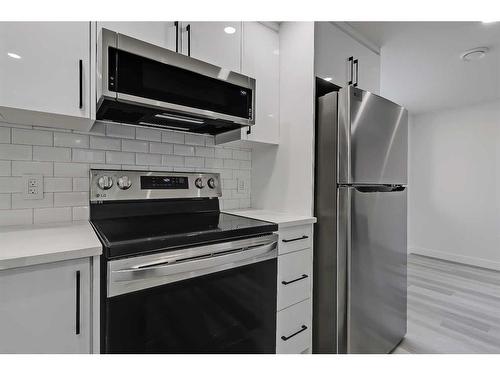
[409,247,500,271]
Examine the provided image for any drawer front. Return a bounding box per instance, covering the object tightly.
[279,225,313,255]
[277,248,312,310]
[276,299,312,354]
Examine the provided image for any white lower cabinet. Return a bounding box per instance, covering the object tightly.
[0,258,92,353]
[275,223,314,354]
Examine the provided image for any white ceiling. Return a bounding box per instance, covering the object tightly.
[347,22,500,114]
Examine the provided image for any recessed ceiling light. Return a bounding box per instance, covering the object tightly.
[7,52,21,59]
[324,77,333,82]
[482,21,497,24]
[224,26,236,34]
[460,47,489,61]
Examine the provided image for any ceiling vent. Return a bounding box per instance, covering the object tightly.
[460,47,489,61]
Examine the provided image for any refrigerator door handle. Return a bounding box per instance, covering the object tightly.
[336,186,350,353]
[353,185,406,193]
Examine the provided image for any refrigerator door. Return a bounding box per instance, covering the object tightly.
[338,86,408,185]
[337,185,407,354]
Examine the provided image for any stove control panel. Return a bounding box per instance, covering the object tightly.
[90,169,221,202]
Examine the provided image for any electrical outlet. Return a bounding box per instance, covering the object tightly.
[237,178,247,193]
[23,175,43,200]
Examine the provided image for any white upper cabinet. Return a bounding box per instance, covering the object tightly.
[0,258,92,354]
[315,22,380,94]
[241,22,280,145]
[180,22,242,72]
[97,21,177,50]
[0,22,91,119]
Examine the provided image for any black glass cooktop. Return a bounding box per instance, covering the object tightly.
[91,212,277,259]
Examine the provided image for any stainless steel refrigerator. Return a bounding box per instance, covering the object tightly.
[313,86,408,354]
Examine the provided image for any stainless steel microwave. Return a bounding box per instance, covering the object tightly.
[96,28,255,138]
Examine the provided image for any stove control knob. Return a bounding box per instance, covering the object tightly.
[117,176,132,190]
[97,175,113,190]
[207,178,217,189]
[195,177,204,189]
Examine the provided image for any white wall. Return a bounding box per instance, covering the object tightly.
[251,22,315,216]
[0,122,252,226]
[408,100,500,270]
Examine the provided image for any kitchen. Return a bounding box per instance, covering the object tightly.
[0,2,499,369]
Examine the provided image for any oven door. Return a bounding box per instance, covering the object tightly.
[104,235,278,354]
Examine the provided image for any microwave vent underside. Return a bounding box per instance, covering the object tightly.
[96,98,243,135]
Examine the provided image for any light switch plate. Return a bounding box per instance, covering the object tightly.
[23,175,43,200]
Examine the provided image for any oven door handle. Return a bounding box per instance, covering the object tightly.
[111,240,278,283]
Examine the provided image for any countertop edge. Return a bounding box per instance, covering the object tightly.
[223,209,317,228]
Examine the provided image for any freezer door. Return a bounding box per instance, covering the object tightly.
[338,87,408,184]
[337,186,407,354]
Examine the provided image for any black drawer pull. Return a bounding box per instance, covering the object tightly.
[75,270,80,335]
[281,325,308,341]
[282,235,308,243]
[282,274,308,285]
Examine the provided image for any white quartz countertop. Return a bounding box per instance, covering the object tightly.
[224,209,316,228]
[0,221,102,271]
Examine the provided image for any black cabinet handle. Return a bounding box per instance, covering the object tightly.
[282,274,308,285]
[186,24,191,56]
[353,59,359,88]
[174,21,179,53]
[75,270,81,335]
[348,56,354,85]
[246,126,251,135]
[78,60,83,109]
[282,235,309,243]
[281,325,308,341]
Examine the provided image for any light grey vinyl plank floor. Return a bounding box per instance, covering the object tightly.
[393,254,500,354]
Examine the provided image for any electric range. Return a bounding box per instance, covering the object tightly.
[89,169,278,354]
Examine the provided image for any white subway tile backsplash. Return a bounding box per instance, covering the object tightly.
[0,209,33,226]
[150,142,173,155]
[221,199,239,210]
[12,193,54,209]
[12,128,52,146]
[0,177,23,193]
[162,155,184,167]
[72,149,105,163]
[34,207,71,224]
[0,161,10,176]
[185,134,205,146]
[185,156,204,168]
[33,146,71,162]
[54,133,89,148]
[72,206,89,221]
[0,127,11,143]
[54,192,88,207]
[90,136,121,151]
[173,144,195,156]
[73,177,89,192]
[215,148,233,159]
[205,158,223,169]
[0,122,251,226]
[136,153,162,166]
[44,177,73,192]
[122,139,148,153]
[0,144,32,160]
[106,123,135,139]
[239,160,251,169]
[12,161,53,176]
[136,127,161,142]
[106,151,135,165]
[0,194,11,209]
[162,131,184,144]
[195,146,215,158]
[54,162,89,177]
[224,159,240,169]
